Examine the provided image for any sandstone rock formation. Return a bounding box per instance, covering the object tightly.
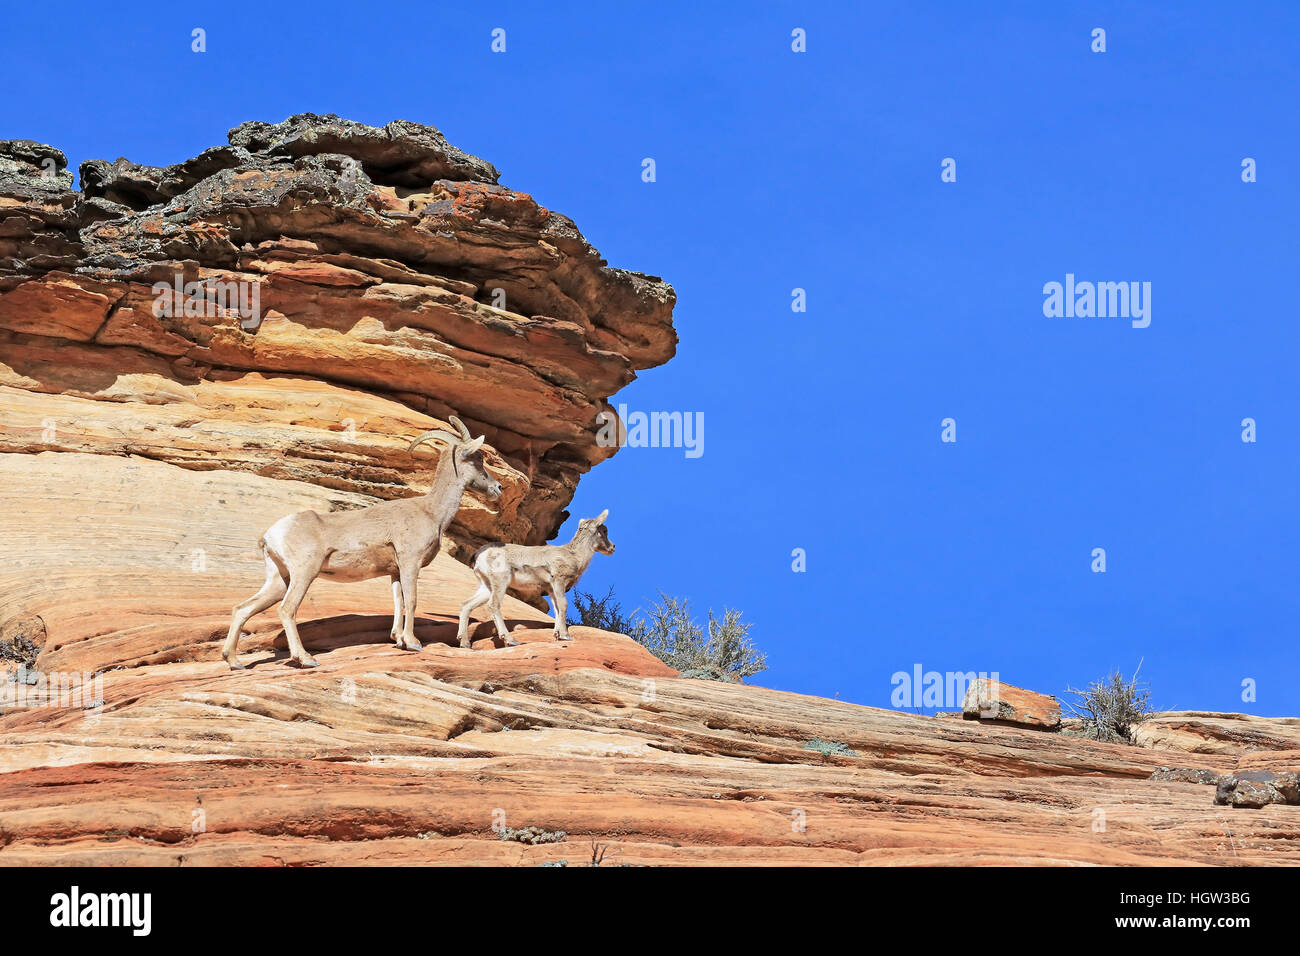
[962,678,1061,729]
[0,452,1294,864]
[2,575,1299,865]
[0,447,1294,866]
[0,115,677,574]
[1134,711,1300,754]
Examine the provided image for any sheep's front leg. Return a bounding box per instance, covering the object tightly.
[397,561,422,651]
[389,574,405,646]
[550,583,571,641]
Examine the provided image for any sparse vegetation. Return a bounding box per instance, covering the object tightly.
[803,738,858,757]
[497,825,567,845]
[571,586,638,636]
[0,615,44,670]
[573,587,766,682]
[534,839,641,867]
[1063,660,1156,744]
[588,839,617,866]
[676,667,722,681]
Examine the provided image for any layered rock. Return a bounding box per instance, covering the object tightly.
[0,114,676,575]
[961,678,1062,729]
[2,451,1287,865]
[1133,711,1300,754]
[0,451,1293,866]
[3,580,1300,864]
[0,452,1293,864]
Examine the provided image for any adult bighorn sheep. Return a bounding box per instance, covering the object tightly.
[222,417,503,669]
[456,510,614,647]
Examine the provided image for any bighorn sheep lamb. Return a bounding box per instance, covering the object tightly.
[456,509,614,647]
[223,417,503,669]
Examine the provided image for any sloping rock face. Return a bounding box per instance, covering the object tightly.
[0,453,1293,864]
[1,451,1288,866]
[1134,712,1300,755]
[0,115,677,571]
[3,583,1299,865]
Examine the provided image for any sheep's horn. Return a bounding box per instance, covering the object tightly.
[595,509,609,523]
[448,416,472,441]
[409,429,461,452]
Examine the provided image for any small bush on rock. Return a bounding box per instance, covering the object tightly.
[570,586,637,636]
[498,826,567,845]
[573,588,766,682]
[0,616,44,670]
[1064,660,1155,744]
[804,738,858,757]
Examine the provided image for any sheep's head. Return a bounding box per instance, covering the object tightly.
[580,509,615,555]
[408,417,503,499]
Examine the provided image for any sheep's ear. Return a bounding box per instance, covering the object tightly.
[459,435,486,455]
[595,509,609,523]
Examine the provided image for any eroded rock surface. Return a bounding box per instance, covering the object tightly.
[0,456,1294,868]
[0,114,677,572]
[1134,712,1300,755]
[3,590,1299,865]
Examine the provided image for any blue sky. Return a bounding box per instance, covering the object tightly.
[4,2,1298,714]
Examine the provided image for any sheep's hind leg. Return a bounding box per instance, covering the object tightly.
[223,555,287,670]
[457,581,491,648]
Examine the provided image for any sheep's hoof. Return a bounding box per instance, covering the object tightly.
[502,638,519,647]
[226,658,246,671]
[401,638,423,652]
[294,656,320,668]
[457,637,472,649]
[556,633,572,642]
